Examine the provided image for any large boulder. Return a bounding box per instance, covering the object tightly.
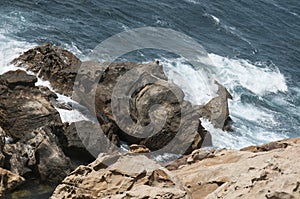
[0,70,61,141]
[51,153,190,199]
[170,138,300,199]
[11,43,81,96]
[74,61,209,155]
[0,168,25,197]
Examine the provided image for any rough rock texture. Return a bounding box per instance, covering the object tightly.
[0,127,5,167]
[11,43,81,96]
[0,70,72,186]
[129,144,150,154]
[76,61,209,155]
[12,44,234,155]
[0,70,61,141]
[0,168,25,197]
[3,125,72,183]
[170,138,300,199]
[197,81,233,130]
[50,154,190,199]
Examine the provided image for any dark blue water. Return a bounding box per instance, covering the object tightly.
[0,0,299,151]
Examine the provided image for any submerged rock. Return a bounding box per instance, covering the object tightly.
[51,153,190,199]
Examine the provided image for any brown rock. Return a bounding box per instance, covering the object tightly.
[4,125,72,183]
[0,70,61,141]
[172,138,300,199]
[11,45,228,156]
[129,144,150,153]
[0,127,5,167]
[197,80,233,130]
[240,139,290,152]
[91,62,208,155]
[11,43,81,96]
[0,168,25,197]
[50,154,190,199]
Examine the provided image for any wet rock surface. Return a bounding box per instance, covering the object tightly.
[0,69,73,196]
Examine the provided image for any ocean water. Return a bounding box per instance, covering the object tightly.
[0,0,299,150]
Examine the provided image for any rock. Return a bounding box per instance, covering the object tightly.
[0,127,5,167]
[81,61,208,155]
[11,43,81,96]
[166,149,216,170]
[0,168,25,197]
[129,144,150,153]
[64,120,120,158]
[0,70,61,141]
[12,44,231,155]
[3,125,72,183]
[240,139,290,152]
[197,80,232,130]
[172,138,300,199]
[50,154,190,199]
[0,69,37,89]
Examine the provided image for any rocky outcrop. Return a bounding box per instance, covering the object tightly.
[12,43,211,153]
[0,70,61,141]
[0,168,25,197]
[51,153,190,199]
[0,70,72,191]
[197,80,233,130]
[12,44,235,156]
[170,138,300,199]
[75,61,209,155]
[3,125,72,183]
[11,43,81,96]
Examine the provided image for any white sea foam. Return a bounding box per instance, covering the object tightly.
[160,52,289,149]
[0,34,91,124]
[208,53,288,95]
[204,13,220,24]
[184,0,200,5]
[0,34,35,74]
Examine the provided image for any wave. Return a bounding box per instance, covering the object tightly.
[161,53,289,149]
[203,13,220,25]
[0,34,35,74]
